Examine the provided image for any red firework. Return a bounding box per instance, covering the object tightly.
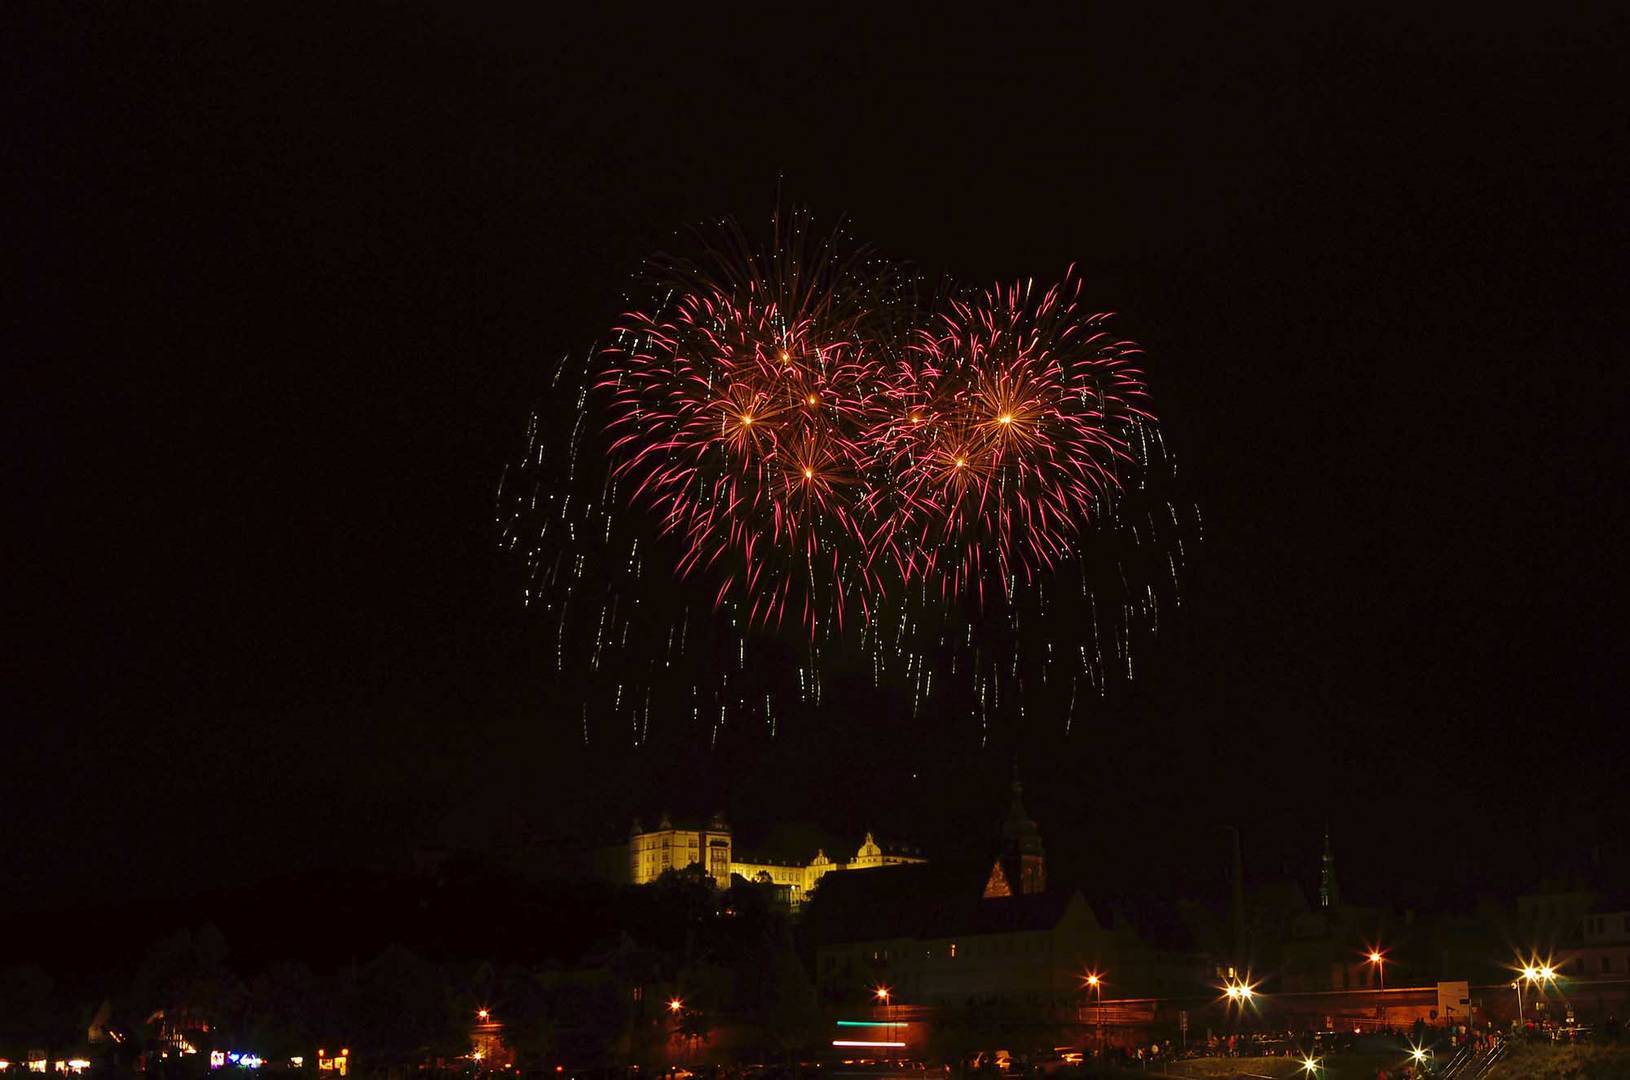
[601,232,1153,632]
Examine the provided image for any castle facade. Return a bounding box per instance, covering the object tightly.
[628,811,925,905]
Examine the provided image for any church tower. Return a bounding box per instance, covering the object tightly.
[1319,824,1339,909]
[984,779,1047,898]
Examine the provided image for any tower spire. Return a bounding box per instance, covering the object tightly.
[1320,823,1339,909]
[984,773,1046,897]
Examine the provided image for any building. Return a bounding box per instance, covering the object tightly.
[982,785,1046,898]
[626,811,925,905]
[806,782,1206,1011]
[1574,906,1630,978]
[1263,830,1392,993]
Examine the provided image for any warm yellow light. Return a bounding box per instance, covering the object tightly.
[910,414,922,424]
[668,998,683,1013]
[806,394,818,405]
[1522,966,1540,981]
[778,350,790,363]
[740,414,753,426]
[1086,974,1099,987]
[954,458,966,469]
[1540,965,1555,980]
[803,467,814,479]
[997,413,1013,425]
[875,986,891,1001]
[1411,1047,1426,1062]
[1302,1057,1320,1073]
[1369,952,1383,964]
[477,1008,490,1021]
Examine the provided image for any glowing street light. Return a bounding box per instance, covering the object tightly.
[1513,960,1558,1026]
[874,986,895,1048]
[668,998,684,1014]
[1366,946,1388,1025]
[1082,972,1105,1055]
[476,1008,490,1022]
[1301,1055,1322,1076]
[1222,977,1257,1012]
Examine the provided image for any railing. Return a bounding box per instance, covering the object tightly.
[1441,1036,1507,1079]
[1439,1042,1476,1077]
[1468,1038,1508,1079]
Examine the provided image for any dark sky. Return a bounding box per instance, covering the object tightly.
[9,6,1628,916]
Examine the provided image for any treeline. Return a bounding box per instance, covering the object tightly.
[2,864,819,1074]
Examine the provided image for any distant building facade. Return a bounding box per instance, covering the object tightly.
[1574,907,1630,978]
[808,782,1207,1009]
[627,811,925,905]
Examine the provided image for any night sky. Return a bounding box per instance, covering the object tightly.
[10,6,1627,918]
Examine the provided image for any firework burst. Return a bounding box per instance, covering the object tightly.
[498,211,1193,747]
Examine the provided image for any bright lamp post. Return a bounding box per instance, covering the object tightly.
[875,986,893,1048]
[1368,948,1387,1027]
[1083,973,1104,1055]
[1223,977,1256,1038]
[668,998,692,1063]
[1513,963,1557,1030]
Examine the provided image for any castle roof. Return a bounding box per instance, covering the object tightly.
[802,862,1083,946]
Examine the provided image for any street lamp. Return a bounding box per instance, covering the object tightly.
[874,986,893,1049]
[1513,961,1558,1030]
[1083,972,1104,1056]
[1223,976,1257,1044]
[667,998,695,1065]
[1367,948,1387,1028]
[477,1008,491,1022]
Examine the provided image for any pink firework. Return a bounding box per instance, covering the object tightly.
[602,246,888,633]
[883,273,1153,601]
[600,229,1155,633]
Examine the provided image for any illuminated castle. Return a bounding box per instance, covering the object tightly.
[628,811,926,905]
